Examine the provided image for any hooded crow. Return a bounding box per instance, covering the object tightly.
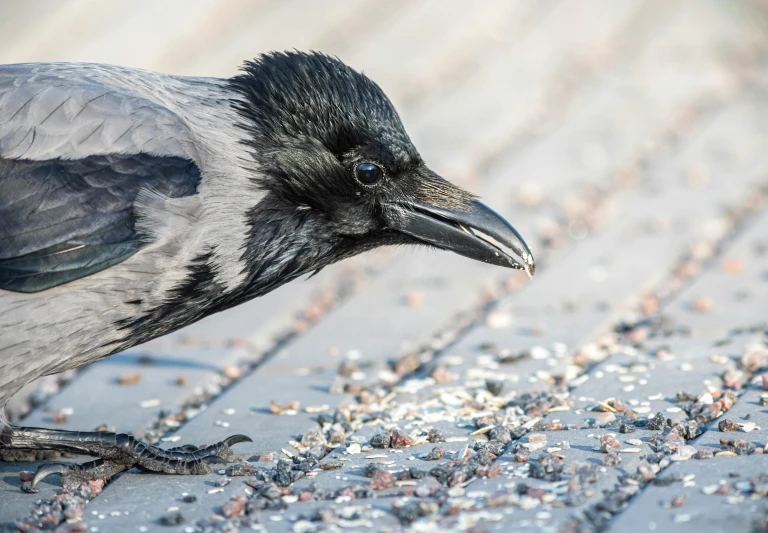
[0,52,535,489]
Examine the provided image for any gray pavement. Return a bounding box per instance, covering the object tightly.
[2,1,768,532]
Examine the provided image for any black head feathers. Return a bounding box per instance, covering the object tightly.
[230,51,416,160]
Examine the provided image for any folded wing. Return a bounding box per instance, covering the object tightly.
[0,64,202,293]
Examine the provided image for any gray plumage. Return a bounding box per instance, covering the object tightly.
[0,63,262,409]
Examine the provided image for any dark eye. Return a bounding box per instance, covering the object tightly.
[355,162,384,185]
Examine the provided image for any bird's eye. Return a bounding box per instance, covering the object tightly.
[355,162,384,185]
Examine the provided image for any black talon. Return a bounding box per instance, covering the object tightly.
[223,434,253,447]
[1,426,253,490]
[32,462,69,488]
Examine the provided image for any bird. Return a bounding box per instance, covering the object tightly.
[0,51,535,490]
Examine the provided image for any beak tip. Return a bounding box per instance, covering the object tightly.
[522,252,535,280]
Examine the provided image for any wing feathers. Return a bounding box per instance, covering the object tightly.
[0,154,201,292]
[0,64,197,161]
[0,63,217,292]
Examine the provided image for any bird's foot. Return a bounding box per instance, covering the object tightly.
[28,459,131,493]
[0,426,251,491]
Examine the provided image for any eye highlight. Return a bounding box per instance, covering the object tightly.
[354,162,384,185]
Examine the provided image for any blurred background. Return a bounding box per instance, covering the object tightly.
[2,0,768,439]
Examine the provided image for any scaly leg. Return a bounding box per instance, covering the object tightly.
[0,425,251,491]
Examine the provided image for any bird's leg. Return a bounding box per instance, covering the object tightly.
[0,425,251,490]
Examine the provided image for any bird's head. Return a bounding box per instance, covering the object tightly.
[230,52,535,284]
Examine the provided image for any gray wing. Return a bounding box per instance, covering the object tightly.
[0,64,203,293]
[0,63,198,161]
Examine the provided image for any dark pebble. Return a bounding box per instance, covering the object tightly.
[719,419,740,432]
[427,428,445,443]
[694,449,714,460]
[510,427,529,440]
[675,419,703,440]
[720,439,755,455]
[644,452,665,464]
[157,512,184,526]
[646,412,666,431]
[529,455,563,481]
[425,446,445,461]
[488,426,512,444]
[364,463,381,478]
[370,433,391,449]
[430,466,451,485]
[408,467,426,479]
[654,474,682,487]
[486,379,504,396]
[272,459,299,486]
[225,463,258,476]
[514,445,530,463]
[392,500,439,524]
[260,483,282,500]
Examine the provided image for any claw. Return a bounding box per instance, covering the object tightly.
[32,463,70,488]
[223,434,252,447]
[10,429,254,490]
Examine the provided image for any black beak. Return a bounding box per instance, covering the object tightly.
[384,199,535,278]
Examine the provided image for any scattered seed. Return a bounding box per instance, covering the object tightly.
[470,426,494,436]
[346,443,362,455]
[116,373,142,386]
[270,400,300,415]
[693,296,714,314]
[599,435,621,453]
[721,258,744,273]
[406,291,424,307]
[390,430,414,448]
